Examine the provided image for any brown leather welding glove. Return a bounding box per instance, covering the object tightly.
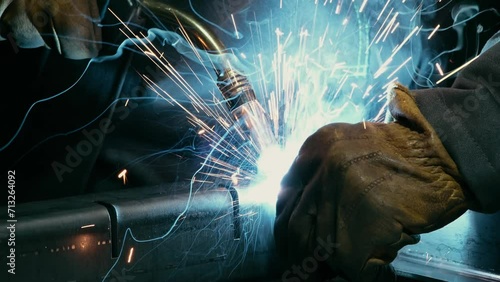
[274,83,471,282]
[0,0,101,59]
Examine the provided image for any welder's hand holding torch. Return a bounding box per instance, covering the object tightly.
[0,0,101,59]
[274,83,472,282]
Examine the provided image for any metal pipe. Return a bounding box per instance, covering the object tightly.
[0,184,282,281]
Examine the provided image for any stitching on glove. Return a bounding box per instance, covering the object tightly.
[341,151,383,171]
[340,172,392,230]
[324,135,370,146]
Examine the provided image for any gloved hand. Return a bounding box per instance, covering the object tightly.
[274,83,472,282]
[0,0,101,59]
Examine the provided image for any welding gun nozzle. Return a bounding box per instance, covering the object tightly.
[217,69,276,152]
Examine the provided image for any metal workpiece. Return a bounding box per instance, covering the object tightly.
[0,184,282,282]
[393,210,500,282]
[2,182,499,282]
[0,198,113,281]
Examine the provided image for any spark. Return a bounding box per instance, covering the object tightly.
[374,99,390,121]
[368,8,394,50]
[118,169,128,185]
[436,55,480,85]
[391,25,419,59]
[390,22,400,34]
[231,14,240,39]
[377,0,391,22]
[435,62,444,76]
[410,2,423,22]
[362,85,373,99]
[335,0,342,14]
[374,57,393,78]
[359,0,368,13]
[127,247,134,263]
[416,25,423,36]
[378,12,399,43]
[428,24,440,40]
[388,56,412,79]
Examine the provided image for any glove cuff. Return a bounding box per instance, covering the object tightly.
[385,83,474,209]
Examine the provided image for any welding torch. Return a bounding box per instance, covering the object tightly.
[139,0,276,154]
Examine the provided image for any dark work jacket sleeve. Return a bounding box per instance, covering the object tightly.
[412,42,500,213]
